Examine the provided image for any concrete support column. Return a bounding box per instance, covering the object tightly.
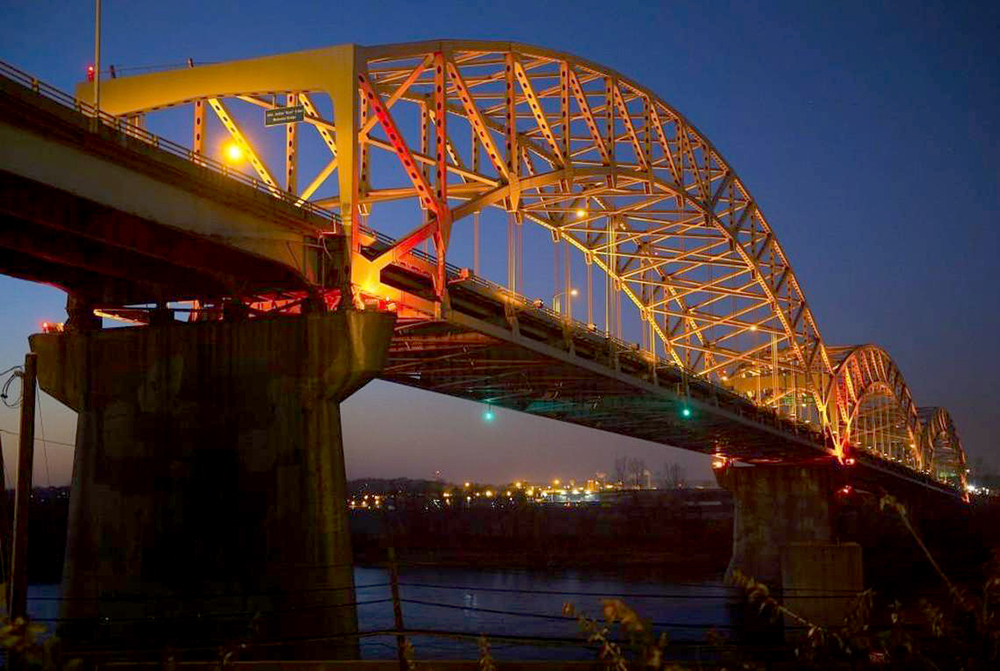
[715,463,862,630]
[30,310,395,659]
[715,464,837,585]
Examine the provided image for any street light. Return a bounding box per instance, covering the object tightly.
[223,141,244,164]
[552,287,578,314]
[93,0,101,115]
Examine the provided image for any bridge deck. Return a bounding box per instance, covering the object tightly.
[0,65,340,304]
[380,263,830,462]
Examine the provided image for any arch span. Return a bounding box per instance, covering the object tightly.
[81,41,967,484]
[919,407,968,488]
[828,345,924,468]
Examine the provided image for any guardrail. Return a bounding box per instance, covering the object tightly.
[0,60,341,228]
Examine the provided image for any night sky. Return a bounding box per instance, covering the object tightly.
[0,0,997,488]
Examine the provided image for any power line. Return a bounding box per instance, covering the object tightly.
[0,428,74,449]
[1,367,22,408]
[28,581,389,603]
[397,581,742,599]
[28,597,394,624]
[399,598,739,629]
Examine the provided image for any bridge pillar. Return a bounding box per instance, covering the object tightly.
[715,463,862,629]
[29,310,395,660]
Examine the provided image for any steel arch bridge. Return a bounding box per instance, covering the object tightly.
[77,40,967,489]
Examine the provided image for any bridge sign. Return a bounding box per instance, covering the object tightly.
[264,105,304,126]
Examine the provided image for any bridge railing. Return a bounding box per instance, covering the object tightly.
[0,60,341,229]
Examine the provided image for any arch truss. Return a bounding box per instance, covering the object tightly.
[827,345,925,469]
[918,407,968,489]
[352,41,839,439]
[85,41,969,486]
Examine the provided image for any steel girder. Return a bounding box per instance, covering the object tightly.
[77,41,968,488]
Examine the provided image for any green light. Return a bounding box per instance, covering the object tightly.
[681,406,692,418]
[483,407,495,422]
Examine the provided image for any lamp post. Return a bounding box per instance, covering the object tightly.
[552,287,578,315]
[93,0,101,116]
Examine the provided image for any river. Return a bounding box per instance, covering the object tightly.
[28,566,741,661]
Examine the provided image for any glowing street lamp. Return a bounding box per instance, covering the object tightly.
[552,287,578,314]
[223,140,244,164]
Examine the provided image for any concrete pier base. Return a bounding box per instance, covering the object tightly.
[30,310,395,659]
[782,542,863,631]
[715,464,863,629]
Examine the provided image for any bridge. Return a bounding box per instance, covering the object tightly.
[0,41,970,657]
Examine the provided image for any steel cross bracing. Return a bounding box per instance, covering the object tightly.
[50,42,966,491]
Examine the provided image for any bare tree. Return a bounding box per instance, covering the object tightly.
[656,462,671,488]
[657,461,688,489]
[613,456,628,486]
[627,458,646,488]
[669,463,686,489]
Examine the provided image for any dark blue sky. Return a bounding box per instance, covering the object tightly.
[1,0,997,486]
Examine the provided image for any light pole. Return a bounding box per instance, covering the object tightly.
[552,287,578,315]
[93,0,101,115]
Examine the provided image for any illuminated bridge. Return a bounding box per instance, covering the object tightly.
[0,42,970,656]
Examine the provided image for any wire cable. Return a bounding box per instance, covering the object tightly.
[27,581,390,603]
[1,367,22,408]
[396,580,869,599]
[397,581,742,600]
[28,597,394,624]
[0,429,74,449]
[400,597,742,629]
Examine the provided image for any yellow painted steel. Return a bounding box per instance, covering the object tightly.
[75,41,966,480]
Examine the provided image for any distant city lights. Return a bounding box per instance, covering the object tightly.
[346,469,725,514]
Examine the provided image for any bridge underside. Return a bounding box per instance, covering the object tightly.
[0,170,309,305]
[0,70,339,309]
[382,319,830,463]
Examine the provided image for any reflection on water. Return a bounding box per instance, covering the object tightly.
[28,566,739,661]
[357,565,738,660]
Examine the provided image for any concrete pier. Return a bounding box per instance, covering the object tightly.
[30,310,395,659]
[715,463,862,629]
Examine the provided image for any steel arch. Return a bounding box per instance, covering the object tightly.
[87,41,837,428]
[355,41,838,423]
[80,41,968,482]
[828,345,924,468]
[918,407,967,488]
